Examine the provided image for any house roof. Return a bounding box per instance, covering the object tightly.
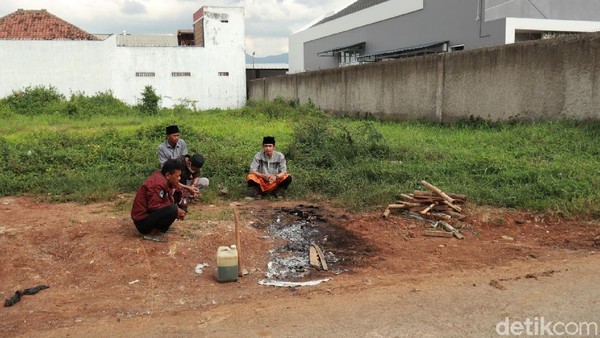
[313,0,390,27]
[116,34,178,47]
[0,9,99,40]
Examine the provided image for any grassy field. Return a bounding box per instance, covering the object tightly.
[1,88,599,216]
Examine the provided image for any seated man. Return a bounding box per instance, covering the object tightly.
[131,159,187,242]
[158,125,188,167]
[175,154,210,211]
[246,136,292,199]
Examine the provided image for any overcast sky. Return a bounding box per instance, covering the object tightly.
[0,0,354,57]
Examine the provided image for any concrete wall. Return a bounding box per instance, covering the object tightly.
[0,6,246,109]
[249,32,600,121]
[291,0,600,73]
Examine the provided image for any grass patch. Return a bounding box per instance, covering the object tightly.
[1,89,599,215]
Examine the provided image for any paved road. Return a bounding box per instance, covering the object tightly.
[28,253,600,338]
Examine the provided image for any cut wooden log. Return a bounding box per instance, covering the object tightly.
[407,212,437,223]
[423,231,454,238]
[447,211,467,220]
[410,205,450,212]
[413,190,467,202]
[420,203,436,215]
[410,197,442,203]
[440,221,465,239]
[382,208,391,218]
[388,203,408,209]
[421,212,452,221]
[442,200,462,213]
[400,194,419,202]
[421,180,456,204]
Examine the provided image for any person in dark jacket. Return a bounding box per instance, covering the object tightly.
[174,154,209,211]
[131,159,186,242]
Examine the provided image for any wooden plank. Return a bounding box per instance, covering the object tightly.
[233,206,244,277]
[421,180,456,204]
[309,246,321,269]
[423,231,454,238]
[312,244,328,271]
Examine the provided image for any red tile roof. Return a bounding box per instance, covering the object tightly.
[0,9,99,40]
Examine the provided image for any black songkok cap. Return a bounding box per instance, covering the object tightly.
[190,154,205,169]
[263,136,275,145]
[166,125,180,135]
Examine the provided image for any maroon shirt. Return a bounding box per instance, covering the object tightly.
[131,170,175,222]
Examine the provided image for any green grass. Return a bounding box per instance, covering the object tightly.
[1,88,599,216]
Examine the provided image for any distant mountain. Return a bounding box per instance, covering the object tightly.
[246,53,288,64]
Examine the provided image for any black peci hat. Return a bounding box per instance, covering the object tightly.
[190,154,205,169]
[262,136,275,145]
[166,125,180,135]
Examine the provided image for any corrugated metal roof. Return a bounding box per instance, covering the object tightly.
[318,42,365,56]
[116,34,178,47]
[246,63,288,69]
[357,41,448,61]
[313,0,390,27]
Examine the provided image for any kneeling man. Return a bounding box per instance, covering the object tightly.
[131,159,187,242]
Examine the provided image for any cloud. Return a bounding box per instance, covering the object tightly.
[122,0,147,15]
[0,0,355,56]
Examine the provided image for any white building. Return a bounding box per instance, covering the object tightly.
[0,6,246,109]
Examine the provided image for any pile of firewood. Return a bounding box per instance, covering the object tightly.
[383,180,467,221]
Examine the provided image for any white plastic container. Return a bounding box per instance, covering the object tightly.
[216,245,238,282]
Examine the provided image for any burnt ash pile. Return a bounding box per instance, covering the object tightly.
[257,205,375,281]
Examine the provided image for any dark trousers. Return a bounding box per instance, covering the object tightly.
[134,204,177,235]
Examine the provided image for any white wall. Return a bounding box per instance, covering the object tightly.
[0,6,246,109]
[504,17,600,43]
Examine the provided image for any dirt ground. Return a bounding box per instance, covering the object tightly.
[1,195,599,337]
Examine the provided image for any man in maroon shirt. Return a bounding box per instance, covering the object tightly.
[131,159,187,242]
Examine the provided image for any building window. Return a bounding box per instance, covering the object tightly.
[218,72,229,76]
[172,72,191,77]
[136,72,155,77]
[338,51,359,67]
[450,44,464,52]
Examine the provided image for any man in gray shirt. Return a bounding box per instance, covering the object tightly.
[246,136,292,199]
[158,125,188,167]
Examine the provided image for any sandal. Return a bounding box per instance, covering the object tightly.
[143,234,168,242]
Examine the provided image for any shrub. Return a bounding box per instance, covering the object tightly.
[139,86,160,115]
[65,91,132,117]
[1,86,65,115]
